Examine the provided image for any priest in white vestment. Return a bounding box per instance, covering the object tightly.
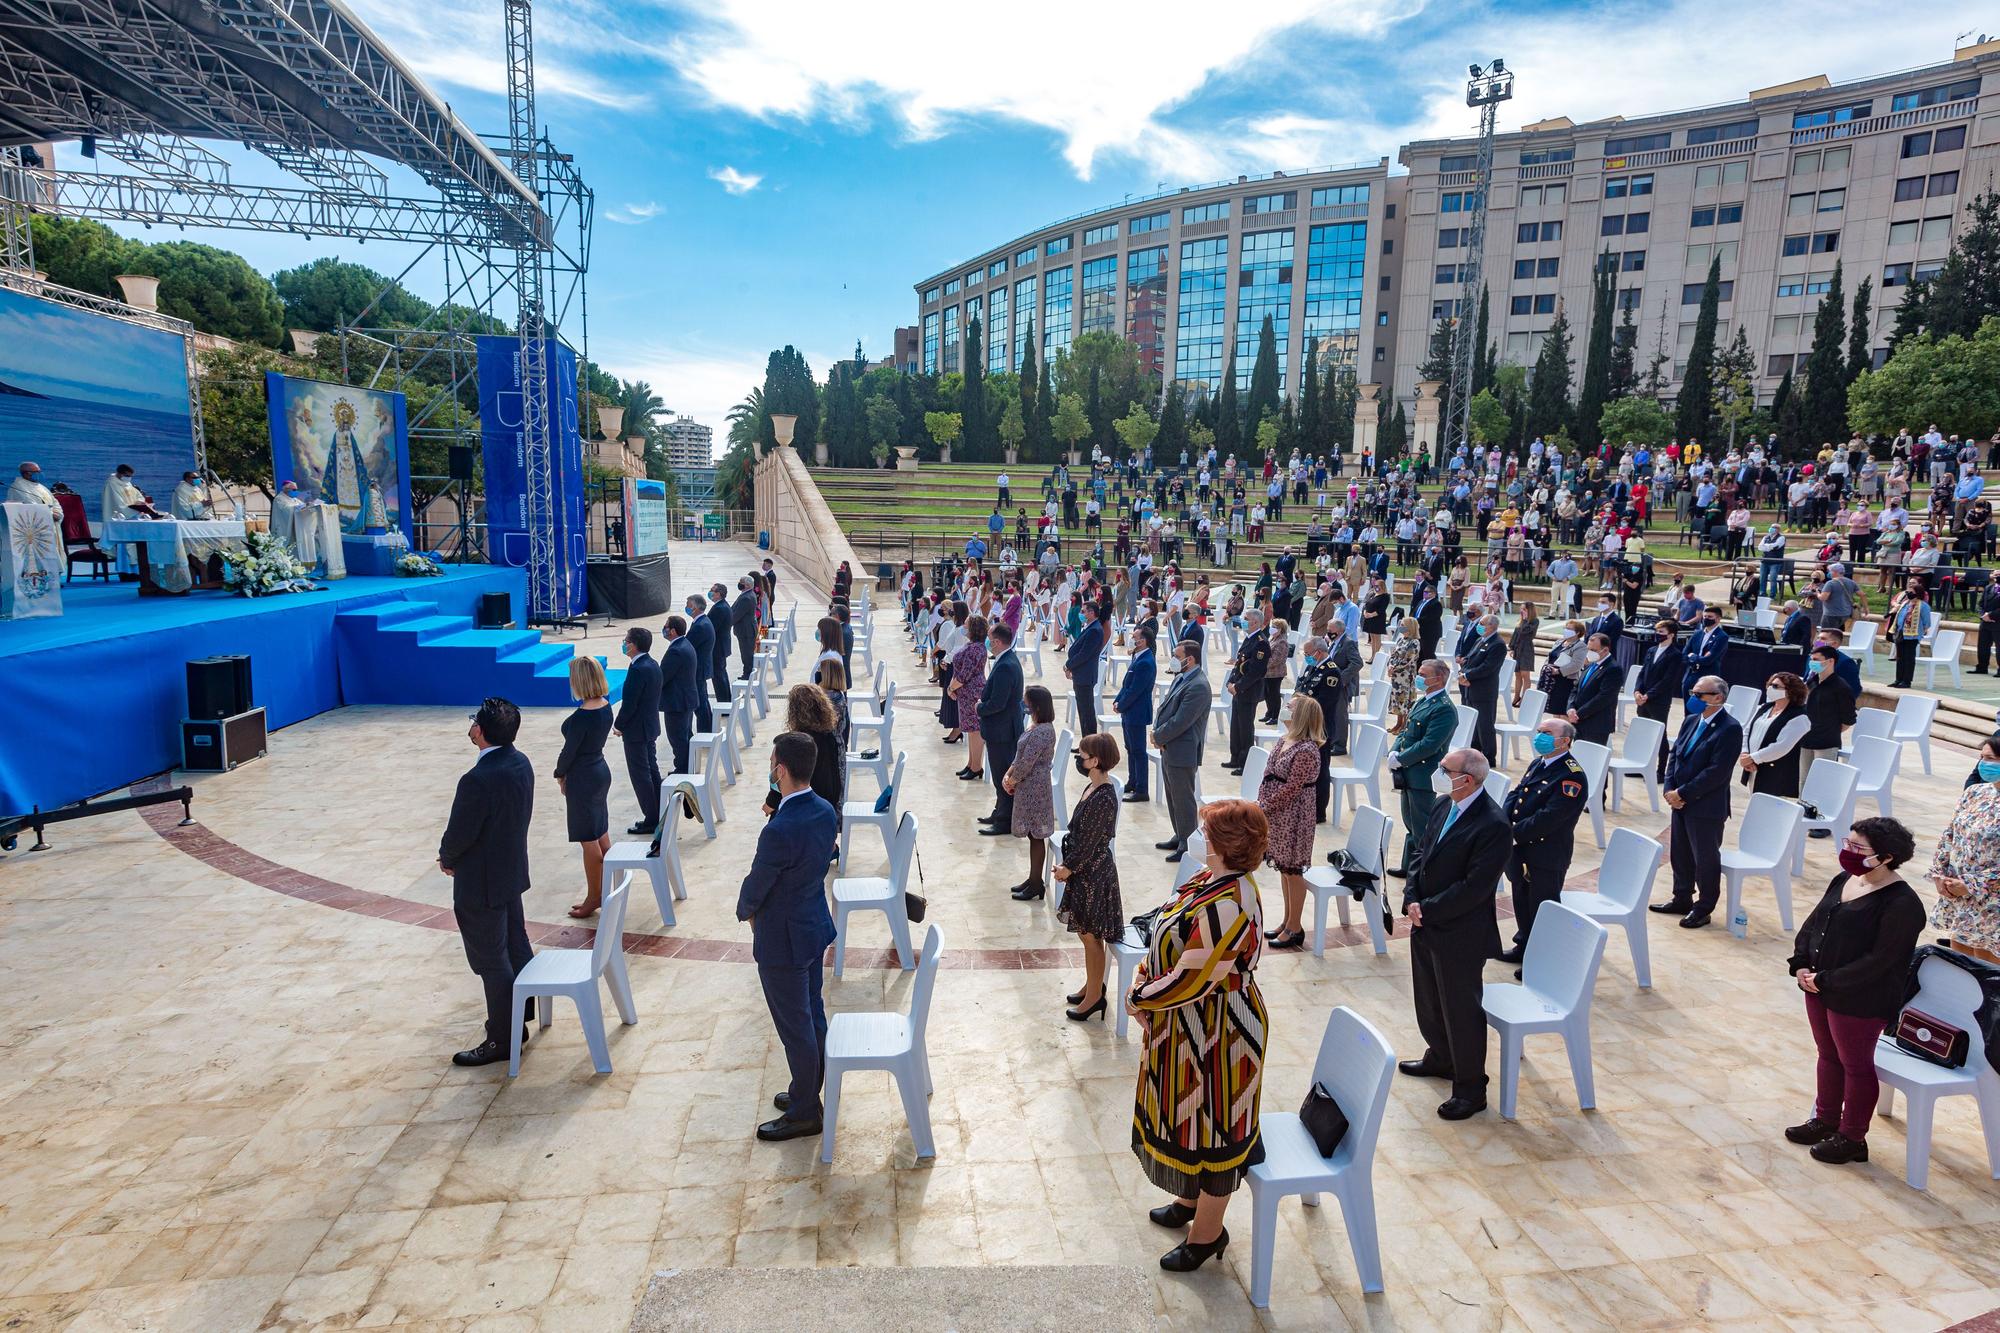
[100,464,160,576]
[171,471,215,520]
[8,462,62,524]
[272,480,317,562]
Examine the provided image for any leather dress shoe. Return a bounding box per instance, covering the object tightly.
[1163,850,1184,863]
[978,825,1011,836]
[1437,1096,1488,1121]
[1154,839,1182,851]
[1679,911,1712,929]
[756,1114,822,1142]
[1385,867,1408,879]
[1148,1200,1197,1229]
[1121,791,1147,803]
[773,1091,791,1113]
[627,821,656,835]
[1494,945,1524,965]
[1648,901,1692,915]
[452,1039,508,1067]
[1398,1058,1451,1079]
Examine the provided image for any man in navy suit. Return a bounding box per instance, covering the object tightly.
[438,697,537,1067]
[737,731,840,1141]
[658,615,700,776]
[615,627,663,834]
[979,622,1026,833]
[732,574,760,678]
[1583,596,1624,649]
[683,593,716,736]
[1113,623,1157,801]
[1566,632,1622,746]
[1065,599,1107,738]
[1778,598,1814,648]
[1651,674,1743,929]
[1679,608,1729,705]
[705,583,734,701]
[1459,614,1508,763]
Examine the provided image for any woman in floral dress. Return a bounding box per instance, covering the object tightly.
[1386,615,1421,731]
[1257,695,1324,950]
[1128,798,1269,1275]
[1930,734,2000,962]
[949,614,989,780]
[1003,686,1059,902]
[1054,731,1122,1015]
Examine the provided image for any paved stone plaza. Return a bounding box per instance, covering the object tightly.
[3,541,1998,1332]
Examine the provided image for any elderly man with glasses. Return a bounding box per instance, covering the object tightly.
[1651,674,1744,929]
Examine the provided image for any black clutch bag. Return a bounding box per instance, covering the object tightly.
[1299,1081,1350,1156]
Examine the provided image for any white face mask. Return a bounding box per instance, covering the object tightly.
[1586,649,1606,664]
[1430,768,1458,796]
[1766,686,1787,704]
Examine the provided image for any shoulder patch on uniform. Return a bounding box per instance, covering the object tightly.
[1562,755,1584,773]
[1560,780,1583,799]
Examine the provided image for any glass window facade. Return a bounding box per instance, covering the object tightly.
[924,287,939,304]
[943,277,960,296]
[922,311,939,374]
[1891,77,1980,112]
[1303,222,1366,370]
[1605,132,1671,156]
[1012,276,1037,362]
[988,258,1008,278]
[1084,222,1118,246]
[1015,247,1036,267]
[1242,191,1297,214]
[1042,266,1073,355]
[1080,256,1118,335]
[1131,211,1170,234]
[1182,201,1229,224]
[1045,235,1072,257]
[1310,183,1370,211]
[941,304,960,373]
[1126,245,1169,383]
[988,283,1010,374]
[1687,118,1760,145]
[1519,146,1575,165]
[1175,237,1229,389]
[1234,228,1294,392]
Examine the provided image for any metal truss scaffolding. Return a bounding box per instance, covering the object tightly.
[1444,59,1512,459]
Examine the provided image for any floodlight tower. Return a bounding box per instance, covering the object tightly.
[1444,58,1513,460]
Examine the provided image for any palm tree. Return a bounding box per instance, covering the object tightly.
[726,386,766,450]
[620,379,665,438]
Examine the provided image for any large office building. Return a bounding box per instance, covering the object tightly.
[912,160,1392,396]
[659,414,714,470]
[912,43,2000,433]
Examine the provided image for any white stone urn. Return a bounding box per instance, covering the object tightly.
[596,405,626,441]
[939,444,953,464]
[895,446,919,471]
[289,328,321,357]
[1066,448,1082,467]
[1004,447,1020,465]
[114,273,160,311]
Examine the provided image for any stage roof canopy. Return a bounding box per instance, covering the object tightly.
[0,0,542,245]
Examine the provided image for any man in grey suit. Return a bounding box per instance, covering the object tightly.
[1149,637,1211,863]
[1322,618,1363,755]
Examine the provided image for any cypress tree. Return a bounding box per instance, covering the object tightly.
[1674,256,1722,442]
[1037,358,1056,461]
[1086,364,1108,455]
[1609,300,1637,399]
[1215,354,1241,457]
[1771,367,1794,421]
[1526,307,1573,442]
[1800,260,1848,451]
[961,316,988,459]
[1382,402,1408,457]
[1298,338,1322,452]
[1245,314,1280,431]
[1155,380,1187,461]
[1018,316,1046,461]
[1471,287,1493,396]
[1576,254,1616,448]
[1845,275,1873,385]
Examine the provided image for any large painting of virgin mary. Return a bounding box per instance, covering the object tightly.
[265,373,411,543]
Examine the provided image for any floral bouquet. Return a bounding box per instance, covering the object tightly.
[396,551,443,578]
[222,530,316,597]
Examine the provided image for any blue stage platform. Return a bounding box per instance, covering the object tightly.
[0,567,622,814]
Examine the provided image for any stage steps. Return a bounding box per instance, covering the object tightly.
[334,600,625,708]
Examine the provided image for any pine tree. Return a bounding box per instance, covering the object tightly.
[1215,354,1241,456]
[1576,254,1616,448]
[1246,314,1280,431]
[1641,296,1674,403]
[1382,402,1408,457]
[1675,255,1722,442]
[961,316,988,459]
[1298,339,1322,452]
[1713,326,1757,450]
[1277,398,1298,455]
[1609,299,1637,399]
[1800,260,1848,451]
[1845,276,1873,385]
[1327,362,1358,451]
[1888,279,1931,349]
[1526,307,1574,442]
[1471,288,1493,396]
[1914,186,2000,339]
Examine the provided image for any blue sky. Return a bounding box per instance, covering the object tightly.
[65,0,1967,446]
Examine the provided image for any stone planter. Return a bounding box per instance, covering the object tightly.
[940,445,953,464]
[1004,448,1020,466]
[1066,449,1082,467]
[815,442,829,466]
[895,446,919,471]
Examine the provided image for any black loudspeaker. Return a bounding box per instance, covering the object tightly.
[182,708,268,771]
[186,655,252,720]
[449,445,475,481]
[478,591,514,628]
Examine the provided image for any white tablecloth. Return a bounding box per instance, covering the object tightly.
[103,519,247,593]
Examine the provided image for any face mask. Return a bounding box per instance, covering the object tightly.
[1657,631,1673,643]
[1980,759,2000,783]
[1837,848,1876,877]
[1430,769,1457,796]
[1765,686,1786,704]
[1531,732,1556,756]
[1073,755,1090,777]
[1703,618,1720,628]
[1586,649,1605,664]
[1808,659,1826,675]
[1598,603,1612,613]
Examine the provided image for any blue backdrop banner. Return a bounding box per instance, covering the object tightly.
[476,336,585,616]
[264,373,413,544]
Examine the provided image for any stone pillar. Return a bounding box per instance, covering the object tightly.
[114,274,160,311]
[289,329,321,358]
[1353,382,1380,458]
[1412,380,1444,466]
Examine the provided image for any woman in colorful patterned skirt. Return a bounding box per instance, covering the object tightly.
[1128,798,1269,1274]
[1930,733,2000,962]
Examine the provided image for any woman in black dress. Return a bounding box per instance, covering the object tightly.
[1360,575,1392,659]
[557,656,615,918]
[1054,731,1123,1021]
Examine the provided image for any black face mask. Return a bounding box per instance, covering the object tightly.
[1074,755,1091,777]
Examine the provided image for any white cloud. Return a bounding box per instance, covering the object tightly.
[605,200,663,224]
[342,0,653,110]
[617,337,840,445]
[708,165,763,194]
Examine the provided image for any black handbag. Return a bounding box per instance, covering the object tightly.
[1298,1081,1350,1156]
[1129,906,1163,947]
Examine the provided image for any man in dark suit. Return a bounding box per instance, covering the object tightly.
[761,557,778,606]
[1415,586,1444,663]
[683,593,716,735]
[1499,719,1588,967]
[1113,623,1157,801]
[706,583,734,701]
[1566,632,1622,746]
[1651,675,1743,929]
[978,622,1026,833]
[1632,619,1683,782]
[1459,614,1507,762]
[1321,618,1363,756]
[1584,597,1624,649]
[659,615,700,776]
[1225,610,1271,772]
[1150,638,1210,860]
[616,627,663,835]
[1976,577,2000,673]
[1679,609,1729,703]
[732,574,760,678]
[1065,599,1107,738]
[439,697,537,1067]
[1779,599,1814,649]
[1399,747,1508,1119]
[737,731,841,1141]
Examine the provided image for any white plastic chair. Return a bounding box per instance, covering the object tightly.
[1302,805,1394,958]
[1048,727,1076,836]
[1493,688,1547,769]
[1719,791,1805,934]
[1348,678,1391,731]
[821,924,942,1163]
[1246,1006,1394,1305]
[1616,664,1639,730]
[1723,684,1761,731]
[1482,901,1608,1119]
[730,676,757,747]
[1326,724,1388,830]
[1791,759,1860,875]
[1874,953,2000,1191]
[1889,694,1939,776]
[658,737,723,842]
[847,680,897,789]
[1240,745,1270,802]
[1841,619,1878,677]
[1840,706,1894,762]
[1018,624,1044,676]
[838,750,907,872]
[1570,739,1611,848]
[1919,628,1965,691]
[1606,716,1666,813]
[600,819,689,930]
[1851,734,1902,818]
[689,726,735,789]
[508,874,637,1076]
[1481,769,1510,808]
[1559,828,1663,988]
[852,621,876,676]
[833,811,919,976]
[1450,703,1476,750]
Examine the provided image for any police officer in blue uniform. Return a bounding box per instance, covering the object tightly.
[1497,717,1588,972]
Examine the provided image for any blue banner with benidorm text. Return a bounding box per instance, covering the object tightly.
[475,334,586,617]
